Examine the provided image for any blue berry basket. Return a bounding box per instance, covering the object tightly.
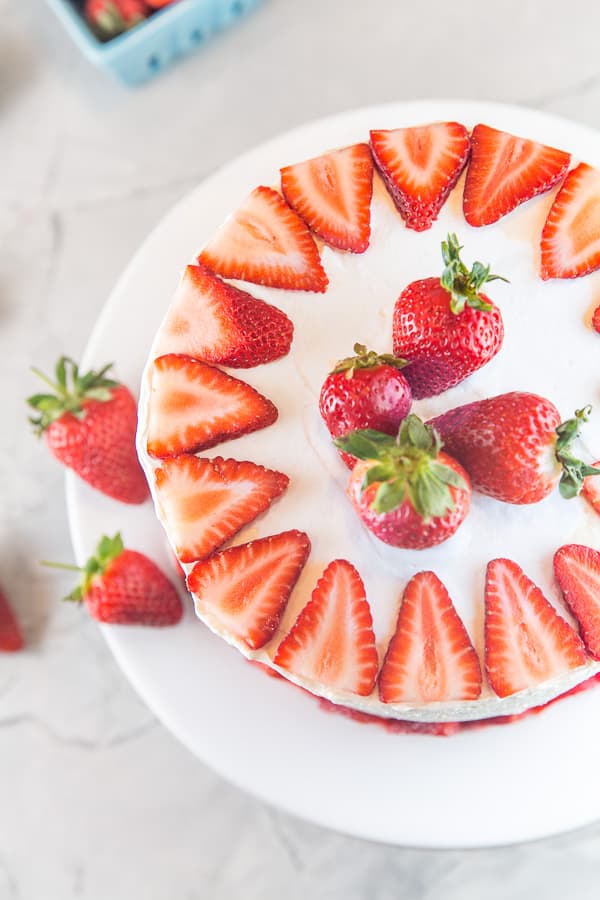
[47,0,262,85]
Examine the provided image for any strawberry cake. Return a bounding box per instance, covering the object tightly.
[136,116,600,732]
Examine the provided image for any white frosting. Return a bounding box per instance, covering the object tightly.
[137,165,600,723]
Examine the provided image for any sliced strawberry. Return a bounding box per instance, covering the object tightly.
[198,186,328,292]
[463,124,570,227]
[146,354,277,459]
[370,122,470,231]
[273,559,378,696]
[540,163,600,279]
[485,558,587,698]
[554,544,600,659]
[378,571,481,704]
[581,461,600,515]
[0,587,23,652]
[155,264,294,366]
[187,530,310,649]
[593,305,600,334]
[155,455,289,563]
[280,144,374,252]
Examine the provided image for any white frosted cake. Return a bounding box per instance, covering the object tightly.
[137,117,600,730]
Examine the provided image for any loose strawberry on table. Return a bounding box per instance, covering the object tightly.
[154,455,289,563]
[540,163,600,280]
[463,124,570,227]
[485,557,587,698]
[156,264,294,366]
[50,533,183,626]
[319,343,411,469]
[392,233,506,398]
[187,530,310,650]
[198,185,328,292]
[0,587,24,652]
[281,144,374,253]
[146,354,278,458]
[336,415,471,550]
[378,571,481,704]
[369,122,470,231]
[430,394,600,504]
[273,559,379,696]
[554,544,600,659]
[27,357,149,505]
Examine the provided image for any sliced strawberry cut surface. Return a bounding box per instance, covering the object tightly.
[485,558,587,698]
[146,354,278,459]
[187,530,310,650]
[463,124,570,227]
[370,122,470,231]
[554,544,600,659]
[273,559,378,696]
[154,455,289,563]
[582,461,600,516]
[281,143,374,253]
[540,163,600,279]
[198,185,328,292]
[378,571,481,704]
[155,264,293,366]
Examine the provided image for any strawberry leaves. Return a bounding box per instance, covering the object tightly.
[336,415,467,521]
[555,406,600,498]
[28,357,118,434]
[440,233,508,315]
[332,343,408,378]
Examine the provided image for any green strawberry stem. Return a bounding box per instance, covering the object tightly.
[440,233,508,315]
[556,406,600,498]
[332,343,408,378]
[335,415,467,521]
[27,357,119,436]
[41,533,124,603]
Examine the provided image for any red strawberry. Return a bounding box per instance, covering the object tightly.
[154,455,289,563]
[60,533,182,626]
[198,186,327,293]
[27,357,149,504]
[582,461,600,515]
[485,557,587,697]
[187,530,310,649]
[0,587,24,652]
[430,394,600,504]
[540,163,600,280]
[146,354,278,459]
[554,544,600,658]
[370,122,470,231]
[85,0,148,39]
[463,123,570,227]
[593,304,600,335]
[280,143,374,252]
[378,571,481,703]
[337,416,471,550]
[155,264,293,367]
[273,559,378,696]
[392,234,505,398]
[319,343,412,469]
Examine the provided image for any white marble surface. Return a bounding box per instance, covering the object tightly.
[4,0,600,896]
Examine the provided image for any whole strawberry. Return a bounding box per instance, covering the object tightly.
[319,343,412,468]
[392,234,506,398]
[60,533,182,626]
[0,587,24,652]
[336,416,471,549]
[429,393,600,504]
[27,357,149,505]
[85,0,148,40]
